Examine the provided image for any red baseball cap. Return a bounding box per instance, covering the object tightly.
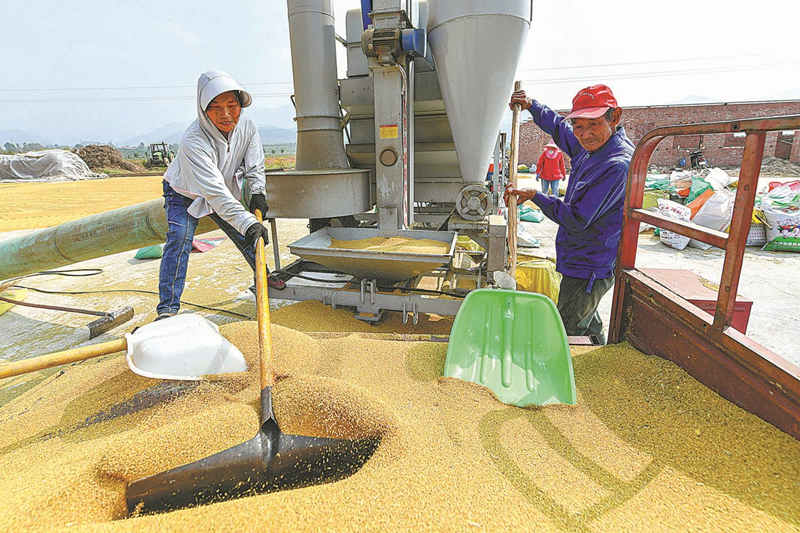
[565,84,618,119]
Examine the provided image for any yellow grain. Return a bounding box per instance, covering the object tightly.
[0,315,798,532]
[329,236,449,255]
[0,177,163,231]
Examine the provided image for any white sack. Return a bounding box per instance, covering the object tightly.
[658,199,692,250]
[689,189,734,250]
[705,167,735,190]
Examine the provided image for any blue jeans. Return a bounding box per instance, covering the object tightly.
[157,181,258,315]
[541,179,559,196]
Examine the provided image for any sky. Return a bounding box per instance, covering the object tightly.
[1,1,799,145]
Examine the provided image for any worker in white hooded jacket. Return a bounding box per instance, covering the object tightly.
[156,70,285,320]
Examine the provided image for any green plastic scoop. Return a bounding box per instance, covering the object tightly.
[443,289,576,406]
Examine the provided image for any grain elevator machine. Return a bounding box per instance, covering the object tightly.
[268,0,532,322]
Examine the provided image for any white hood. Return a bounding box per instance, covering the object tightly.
[198,70,253,110]
[196,70,253,145]
[164,71,265,236]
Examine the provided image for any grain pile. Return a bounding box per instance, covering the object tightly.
[0,310,798,532]
[0,176,163,230]
[329,236,450,255]
[75,145,144,173]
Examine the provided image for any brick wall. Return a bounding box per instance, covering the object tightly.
[519,100,800,169]
[791,131,800,164]
[775,132,794,159]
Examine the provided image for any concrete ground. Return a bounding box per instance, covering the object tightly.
[516,175,800,367]
[0,218,311,364]
[1,175,798,370]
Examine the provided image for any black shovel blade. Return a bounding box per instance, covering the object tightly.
[126,419,380,514]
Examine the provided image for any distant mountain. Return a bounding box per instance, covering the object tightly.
[248,105,295,130]
[119,122,189,147]
[258,126,296,144]
[118,123,296,147]
[0,129,52,146]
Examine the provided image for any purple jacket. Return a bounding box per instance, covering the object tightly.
[527,100,634,282]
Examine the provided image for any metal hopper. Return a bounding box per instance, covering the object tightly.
[288,227,457,282]
[427,0,532,183]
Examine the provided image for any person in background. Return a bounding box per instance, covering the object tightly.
[156,70,285,321]
[505,84,633,344]
[536,142,566,197]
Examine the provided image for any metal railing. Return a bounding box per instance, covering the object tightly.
[609,114,800,342]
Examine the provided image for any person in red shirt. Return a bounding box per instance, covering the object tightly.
[536,142,566,196]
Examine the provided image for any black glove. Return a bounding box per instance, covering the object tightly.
[248,193,268,216]
[244,221,269,248]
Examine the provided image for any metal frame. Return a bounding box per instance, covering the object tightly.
[609,114,800,440]
[269,259,464,324]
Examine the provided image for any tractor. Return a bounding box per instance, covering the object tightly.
[144,142,175,168]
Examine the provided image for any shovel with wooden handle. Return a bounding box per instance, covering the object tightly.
[0,314,247,381]
[0,295,133,339]
[125,210,380,514]
[0,338,127,380]
[508,80,523,279]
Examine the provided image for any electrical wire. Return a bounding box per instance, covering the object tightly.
[0,54,774,94]
[0,268,102,292]
[0,81,294,93]
[0,93,295,104]
[12,284,252,320]
[3,60,797,105]
[515,53,772,73]
[4,265,464,320]
[520,60,800,87]
[3,269,251,319]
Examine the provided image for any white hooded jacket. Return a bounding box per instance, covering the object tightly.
[164,71,266,235]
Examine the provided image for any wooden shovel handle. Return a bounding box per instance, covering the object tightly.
[253,210,274,389]
[508,80,523,278]
[0,338,127,380]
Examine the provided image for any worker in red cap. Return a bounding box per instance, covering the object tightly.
[536,142,566,196]
[505,84,634,344]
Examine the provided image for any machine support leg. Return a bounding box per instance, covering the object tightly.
[269,218,281,271]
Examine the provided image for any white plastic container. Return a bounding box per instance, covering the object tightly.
[125,314,247,380]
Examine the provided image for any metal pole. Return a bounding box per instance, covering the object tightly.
[714,131,765,331]
[287,0,350,171]
[507,81,522,278]
[609,134,664,344]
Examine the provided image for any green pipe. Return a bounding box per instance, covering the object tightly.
[0,199,217,280]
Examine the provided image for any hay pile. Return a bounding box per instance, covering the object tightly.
[75,145,144,173]
[0,311,798,531]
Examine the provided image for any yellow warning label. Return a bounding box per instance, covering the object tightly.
[379,124,399,139]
